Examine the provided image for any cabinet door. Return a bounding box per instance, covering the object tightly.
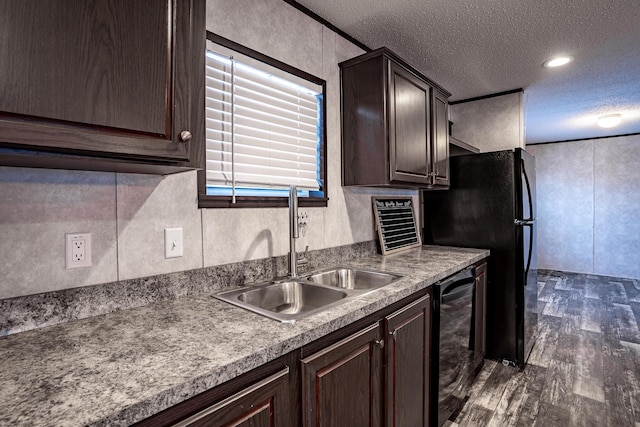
[301,323,383,427]
[171,367,290,427]
[474,263,487,365]
[384,294,431,427]
[388,61,430,185]
[431,90,450,187]
[0,0,203,164]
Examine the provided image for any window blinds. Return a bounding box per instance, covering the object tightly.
[205,46,322,193]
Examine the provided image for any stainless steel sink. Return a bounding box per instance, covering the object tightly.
[215,280,348,323]
[214,267,403,323]
[304,267,403,291]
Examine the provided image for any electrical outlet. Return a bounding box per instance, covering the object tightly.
[66,233,92,269]
[297,211,309,237]
[72,239,85,261]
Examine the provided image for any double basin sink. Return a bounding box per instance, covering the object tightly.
[215,267,403,323]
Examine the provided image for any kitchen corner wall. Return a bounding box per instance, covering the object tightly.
[0,0,417,300]
[449,91,524,152]
[528,134,640,279]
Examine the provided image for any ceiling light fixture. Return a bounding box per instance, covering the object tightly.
[597,113,622,128]
[543,56,574,68]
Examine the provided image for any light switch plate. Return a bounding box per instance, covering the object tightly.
[164,228,183,259]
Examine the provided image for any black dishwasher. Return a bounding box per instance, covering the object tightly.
[432,266,477,426]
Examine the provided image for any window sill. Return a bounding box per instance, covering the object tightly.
[198,195,328,209]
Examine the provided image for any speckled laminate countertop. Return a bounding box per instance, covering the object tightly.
[0,246,488,426]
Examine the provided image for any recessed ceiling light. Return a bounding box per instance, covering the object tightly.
[597,113,622,128]
[543,56,574,68]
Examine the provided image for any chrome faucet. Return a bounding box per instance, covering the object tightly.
[289,185,299,278]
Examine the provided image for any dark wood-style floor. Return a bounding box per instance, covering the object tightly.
[447,270,640,427]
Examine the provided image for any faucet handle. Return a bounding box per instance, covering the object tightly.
[297,245,309,266]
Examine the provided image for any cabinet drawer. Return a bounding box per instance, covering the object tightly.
[171,367,290,427]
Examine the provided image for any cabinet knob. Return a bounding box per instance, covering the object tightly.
[374,339,385,349]
[179,130,192,142]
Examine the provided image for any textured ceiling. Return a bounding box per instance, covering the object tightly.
[293,0,640,144]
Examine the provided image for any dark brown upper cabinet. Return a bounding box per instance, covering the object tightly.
[388,61,431,185]
[340,48,450,189]
[0,0,205,174]
[431,88,450,187]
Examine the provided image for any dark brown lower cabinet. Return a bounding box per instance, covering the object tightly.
[301,323,384,427]
[134,352,298,427]
[171,367,290,427]
[301,291,433,427]
[384,294,431,427]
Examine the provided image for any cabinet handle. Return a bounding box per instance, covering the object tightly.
[374,339,385,349]
[179,130,192,142]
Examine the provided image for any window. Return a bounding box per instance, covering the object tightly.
[199,33,327,208]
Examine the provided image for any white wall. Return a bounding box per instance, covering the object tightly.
[449,91,524,152]
[528,134,640,279]
[0,0,416,300]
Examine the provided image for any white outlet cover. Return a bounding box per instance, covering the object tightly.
[65,233,92,269]
[164,228,184,259]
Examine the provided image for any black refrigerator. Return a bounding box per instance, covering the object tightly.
[423,148,538,368]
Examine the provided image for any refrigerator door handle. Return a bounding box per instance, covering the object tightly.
[520,158,535,287]
[523,223,534,286]
[515,219,535,225]
[521,159,535,222]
